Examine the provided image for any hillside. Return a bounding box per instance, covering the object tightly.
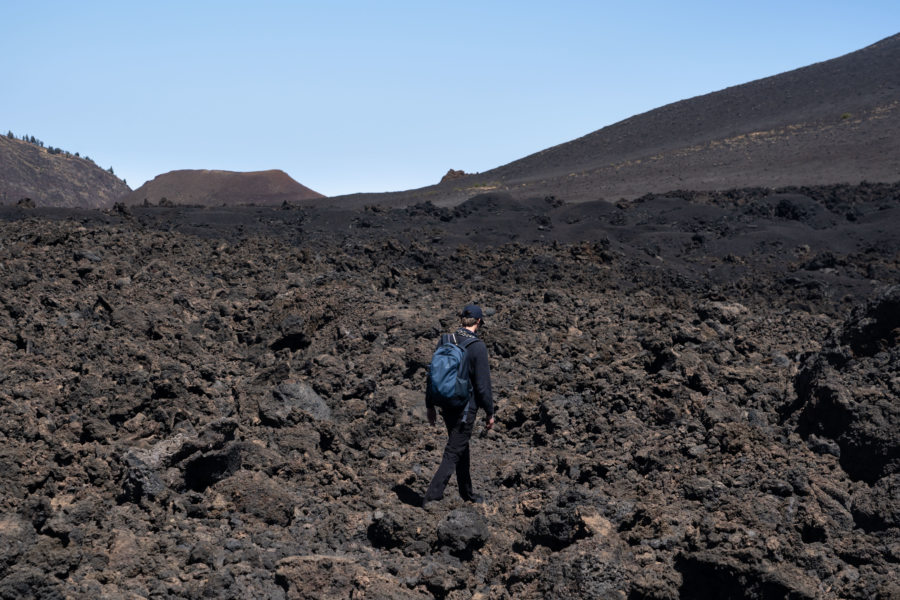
[121,169,324,207]
[0,135,130,209]
[329,33,900,207]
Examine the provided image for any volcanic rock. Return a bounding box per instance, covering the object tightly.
[793,287,900,483]
[260,382,332,425]
[440,169,468,183]
[0,180,897,598]
[436,507,489,558]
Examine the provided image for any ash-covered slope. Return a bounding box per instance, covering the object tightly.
[121,169,324,207]
[487,33,900,185]
[333,33,900,207]
[0,135,130,209]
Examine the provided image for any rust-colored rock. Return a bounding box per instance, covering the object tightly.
[121,169,324,207]
[440,169,467,183]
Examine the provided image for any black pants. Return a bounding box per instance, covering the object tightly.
[424,409,475,502]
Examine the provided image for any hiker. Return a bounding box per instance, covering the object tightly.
[423,304,495,506]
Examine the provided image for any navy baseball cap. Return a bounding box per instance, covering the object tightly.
[461,304,484,320]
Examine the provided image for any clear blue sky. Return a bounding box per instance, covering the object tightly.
[2,2,897,197]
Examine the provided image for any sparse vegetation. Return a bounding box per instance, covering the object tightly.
[465,181,501,191]
[5,129,115,176]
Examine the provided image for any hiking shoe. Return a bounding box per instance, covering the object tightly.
[462,494,485,504]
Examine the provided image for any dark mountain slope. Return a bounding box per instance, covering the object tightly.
[0,135,130,209]
[491,33,900,182]
[328,33,900,207]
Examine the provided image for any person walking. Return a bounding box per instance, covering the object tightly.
[423,304,495,506]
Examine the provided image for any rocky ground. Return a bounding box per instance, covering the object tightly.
[0,182,898,599]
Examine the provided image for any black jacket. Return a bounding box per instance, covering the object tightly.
[426,328,494,420]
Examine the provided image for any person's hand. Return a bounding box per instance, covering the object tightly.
[427,406,437,427]
[485,415,495,430]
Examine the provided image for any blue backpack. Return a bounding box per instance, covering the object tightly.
[428,334,477,408]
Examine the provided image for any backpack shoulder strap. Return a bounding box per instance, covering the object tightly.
[458,336,479,350]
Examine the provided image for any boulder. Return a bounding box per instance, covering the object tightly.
[259,382,331,426]
[436,507,489,559]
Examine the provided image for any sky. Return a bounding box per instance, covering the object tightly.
[2,2,898,197]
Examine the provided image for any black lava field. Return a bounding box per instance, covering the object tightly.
[0,182,898,599]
